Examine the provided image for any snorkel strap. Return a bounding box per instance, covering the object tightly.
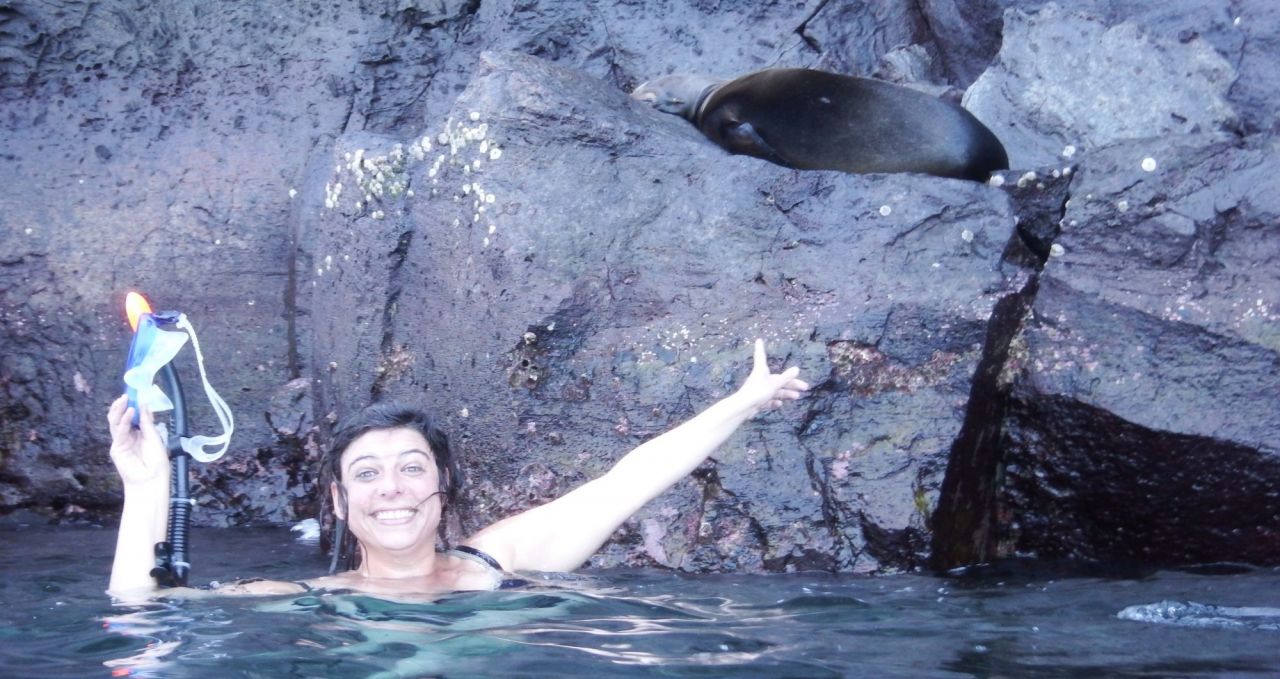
[174,313,235,462]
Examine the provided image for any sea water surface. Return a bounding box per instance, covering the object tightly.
[1,523,1277,678]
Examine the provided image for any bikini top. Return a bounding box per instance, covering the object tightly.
[448,545,529,589]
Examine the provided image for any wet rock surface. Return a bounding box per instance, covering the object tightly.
[2,0,1277,571]
[303,50,1024,572]
[997,135,1280,564]
[965,3,1240,169]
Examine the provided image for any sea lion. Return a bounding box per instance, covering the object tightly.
[632,68,1008,181]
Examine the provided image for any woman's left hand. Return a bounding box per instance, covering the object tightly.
[107,394,170,492]
[736,339,810,415]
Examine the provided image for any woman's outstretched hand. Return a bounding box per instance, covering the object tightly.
[107,394,170,490]
[736,339,810,415]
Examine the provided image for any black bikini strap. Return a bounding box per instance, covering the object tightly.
[453,544,505,572]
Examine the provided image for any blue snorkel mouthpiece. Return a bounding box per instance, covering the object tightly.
[123,309,183,426]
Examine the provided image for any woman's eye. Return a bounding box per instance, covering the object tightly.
[403,464,425,474]
[354,469,377,481]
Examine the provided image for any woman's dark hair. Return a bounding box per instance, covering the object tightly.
[319,402,461,572]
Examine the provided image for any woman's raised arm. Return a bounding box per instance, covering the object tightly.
[465,339,809,572]
[106,395,171,597]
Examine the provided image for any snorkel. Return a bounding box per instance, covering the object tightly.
[122,291,235,587]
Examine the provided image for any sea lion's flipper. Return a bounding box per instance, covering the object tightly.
[721,121,789,167]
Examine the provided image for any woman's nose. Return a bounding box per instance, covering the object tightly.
[377,472,403,495]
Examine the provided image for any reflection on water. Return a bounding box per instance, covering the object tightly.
[2,525,1278,678]
[1117,600,1280,631]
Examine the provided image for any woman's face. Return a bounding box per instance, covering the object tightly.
[333,426,444,559]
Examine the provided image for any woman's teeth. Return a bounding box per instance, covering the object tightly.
[374,509,416,520]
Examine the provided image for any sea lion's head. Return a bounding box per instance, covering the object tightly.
[631,74,722,121]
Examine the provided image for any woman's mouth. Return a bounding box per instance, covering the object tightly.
[371,508,417,521]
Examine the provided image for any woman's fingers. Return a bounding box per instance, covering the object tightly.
[773,368,807,395]
[779,383,809,398]
[138,402,156,437]
[108,394,127,419]
[108,395,127,429]
[752,338,768,375]
[135,405,169,466]
[108,396,137,444]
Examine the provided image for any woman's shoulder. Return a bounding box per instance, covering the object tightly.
[299,572,364,592]
[210,578,311,596]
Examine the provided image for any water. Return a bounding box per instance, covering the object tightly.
[1,524,1277,678]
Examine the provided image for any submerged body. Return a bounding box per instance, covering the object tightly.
[633,68,1008,181]
[14,531,1279,677]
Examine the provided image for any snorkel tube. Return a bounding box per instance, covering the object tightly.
[124,292,193,586]
[122,292,234,587]
[155,362,193,587]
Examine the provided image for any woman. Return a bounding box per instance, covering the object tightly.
[107,339,808,598]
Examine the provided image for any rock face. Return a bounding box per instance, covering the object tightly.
[2,0,1278,572]
[932,2,1280,569]
[964,3,1240,169]
[998,135,1280,564]
[302,51,1024,572]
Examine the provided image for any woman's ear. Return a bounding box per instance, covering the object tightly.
[330,481,346,520]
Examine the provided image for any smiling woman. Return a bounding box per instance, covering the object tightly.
[330,426,453,567]
[105,339,809,600]
[319,406,460,570]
